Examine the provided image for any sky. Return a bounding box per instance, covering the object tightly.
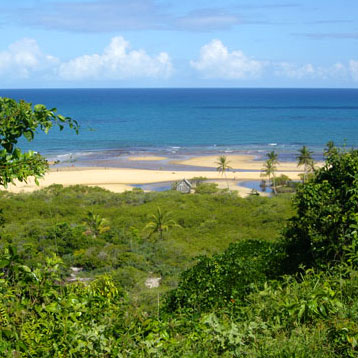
[0,0,357,88]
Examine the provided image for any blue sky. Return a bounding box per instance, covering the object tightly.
[0,0,357,88]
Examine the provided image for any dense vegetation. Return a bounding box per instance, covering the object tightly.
[0,187,292,313]
[1,146,358,357]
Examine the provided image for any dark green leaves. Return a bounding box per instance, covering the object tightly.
[0,97,79,187]
[284,145,358,270]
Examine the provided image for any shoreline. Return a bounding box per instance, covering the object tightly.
[46,145,327,170]
[5,153,309,197]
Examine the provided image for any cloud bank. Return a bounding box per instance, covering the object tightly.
[190,39,358,83]
[0,37,172,83]
[58,37,172,80]
[1,37,358,85]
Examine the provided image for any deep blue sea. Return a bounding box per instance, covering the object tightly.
[1,88,358,164]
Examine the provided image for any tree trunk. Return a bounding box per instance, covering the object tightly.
[224,172,230,192]
[272,175,277,194]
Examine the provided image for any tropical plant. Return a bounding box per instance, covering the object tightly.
[285,145,358,270]
[261,152,278,194]
[267,150,279,165]
[165,240,284,313]
[83,210,110,238]
[144,207,180,241]
[0,97,78,187]
[297,145,314,183]
[216,155,232,190]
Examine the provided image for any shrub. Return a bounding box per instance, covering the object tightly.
[284,146,358,270]
[165,239,285,313]
[195,183,219,194]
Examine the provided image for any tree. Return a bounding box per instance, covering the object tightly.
[267,150,279,166]
[83,210,110,238]
[144,207,180,241]
[325,140,338,157]
[0,97,78,188]
[297,146,314,183]
[216,155,232,190]
[284,145,358,270]
[261,151,278,194]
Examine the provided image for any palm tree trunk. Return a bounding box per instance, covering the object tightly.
[272,175,277,194]
[224,172,230,191]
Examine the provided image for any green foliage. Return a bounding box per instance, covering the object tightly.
[284,146,358,270]
[165,240,285,313]
[297,145,315,183]
[0,246,126,357]
[144,207,181,241]
[275,175,297,194]
[0,97,78,187]
[275,174,291,186]
[194,182,219,194]
[0,171,358,356]
[189,176,207,186]
[262,151,279,194]
[216,155,232,190]
[83,210,110,238]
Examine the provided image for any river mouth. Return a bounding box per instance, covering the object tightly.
[132,180,274,194]
[132,182,173,192]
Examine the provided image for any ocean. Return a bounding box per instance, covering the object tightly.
[1,88,358,166]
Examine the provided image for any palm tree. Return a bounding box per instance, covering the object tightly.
[83,210,110,238]
[262,158,277,194]
[267,150,279,166]
[216,155,232,190]
[144,207,180,241]
[297,146,314,183]
[324,141,337,157]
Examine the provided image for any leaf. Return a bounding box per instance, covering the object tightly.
[34,104,45,112]
[0,260,10,268]
[23,130,34,141]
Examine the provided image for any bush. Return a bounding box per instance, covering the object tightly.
[165,240,285,313]
[275,174,291,186]
[284,146,358,270]
[195,182,219,194]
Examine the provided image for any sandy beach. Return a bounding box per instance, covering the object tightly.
[5,154,308,197]
[171,154,319,172]
[128,156,168,161]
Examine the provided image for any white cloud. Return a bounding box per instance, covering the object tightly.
[275,62,349,80]
[349,60,358,81]
[0,38,58,78]
[190,39,264,79]
[58,36,172,80]
[274,62,315,79]
[0,37,172,83]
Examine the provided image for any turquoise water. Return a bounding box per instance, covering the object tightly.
[1,88,357,163]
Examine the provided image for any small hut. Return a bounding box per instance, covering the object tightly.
[176,179,192,194]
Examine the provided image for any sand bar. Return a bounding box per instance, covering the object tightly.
[172,154,323,172]
[128,156,167,161]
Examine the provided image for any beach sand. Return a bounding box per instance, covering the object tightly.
[172,154,320,172]
[5,154,306,197]
[128,156,168,161]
